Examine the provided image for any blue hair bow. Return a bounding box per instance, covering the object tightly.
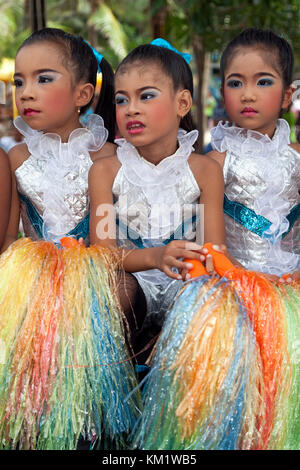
[150,38,192,64]
[84,40,103,73]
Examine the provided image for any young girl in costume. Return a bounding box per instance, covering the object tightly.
[0,148,11,249]
[0,28,141,450]
[3,28,116,251]
[132,29,300,451]
[88,39,226,360]
[209,28,300,281]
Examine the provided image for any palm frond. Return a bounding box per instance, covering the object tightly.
[89,3,128,59]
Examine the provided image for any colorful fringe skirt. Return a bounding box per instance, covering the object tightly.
[132,244,300,450]
[0,238,142,450]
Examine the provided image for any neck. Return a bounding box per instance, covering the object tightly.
[41,114,82,143]
[233,118,278,139]
[138,144,179,165]
[135,129,179,165]
[252,121,278,139]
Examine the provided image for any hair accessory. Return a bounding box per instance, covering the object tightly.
[150,38,192,64]
[84,40,103,73]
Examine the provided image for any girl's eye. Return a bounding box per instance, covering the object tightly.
[14,78,23,88]
[226,79,242,89]
[257,78,274,87]
[38,75,53,84]
[115,94,128,106]
[140,91,158,101]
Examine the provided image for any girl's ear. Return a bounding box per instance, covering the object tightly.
[177,89,193,118]
[281,85,294,110]
[75,83,95,108]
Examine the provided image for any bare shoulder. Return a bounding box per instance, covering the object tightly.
[89,154,120,183]
[8,143,30,172]
[189,151,224,177]
[90,142,117,162]
[289,142,300,155]
[206,148,226,168]
[0,147,10,170]
[188,152,224,191]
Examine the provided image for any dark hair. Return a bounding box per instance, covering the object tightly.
[220,28,294,90]
[18,28,116,142]
[116,44,196,135]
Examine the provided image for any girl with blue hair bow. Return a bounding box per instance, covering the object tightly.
[89,39,225,363]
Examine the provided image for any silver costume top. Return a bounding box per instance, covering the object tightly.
[14,114,108,244]
[211,119,300,276]
[113,129,201,324]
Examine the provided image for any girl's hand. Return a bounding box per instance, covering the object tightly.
[154,241,206,280]
[280,269,300,283]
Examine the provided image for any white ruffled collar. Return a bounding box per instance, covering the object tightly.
[210,119,290,158]
[14,113,108,162]
[115,128,198,192]
[15,114,108,243]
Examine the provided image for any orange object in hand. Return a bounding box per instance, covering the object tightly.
[60,237,79,248]
[203,242,236,277]
[184,259,208,278]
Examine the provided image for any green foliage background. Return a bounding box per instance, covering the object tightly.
[1,0,300,68]
[1,0,300,146]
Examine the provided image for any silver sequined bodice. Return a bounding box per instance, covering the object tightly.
[224,147,300,274]
[13,114,108,244]
[211,120,300,275]
[15,148,92,242]
[113,165,201,245]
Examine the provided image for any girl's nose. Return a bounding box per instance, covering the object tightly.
[126,99,140,116]
[241,86,256,102]
[20,83,35,100]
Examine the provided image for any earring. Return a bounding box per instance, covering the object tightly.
[77,107,81,114]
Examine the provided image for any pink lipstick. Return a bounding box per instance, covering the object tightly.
[241,107,258,117]
[24,108,40,116]
[126,121,145,135]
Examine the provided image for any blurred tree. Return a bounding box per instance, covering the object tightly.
[0,1,30,58]
[0,0,151,67]
[44,0,150,66]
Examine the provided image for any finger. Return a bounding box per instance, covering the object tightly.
[179,250,206,262]
[181,268,191,281]
[164,266,183,280]
[165,257,192,271]
[205,254,215,274]
[164,247,205,263]
[184,242,204,251]
[279,276,292,283]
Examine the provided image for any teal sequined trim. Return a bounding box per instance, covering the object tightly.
[224,194,271,237]
[224,194,300,239]
[116,214,199,249]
